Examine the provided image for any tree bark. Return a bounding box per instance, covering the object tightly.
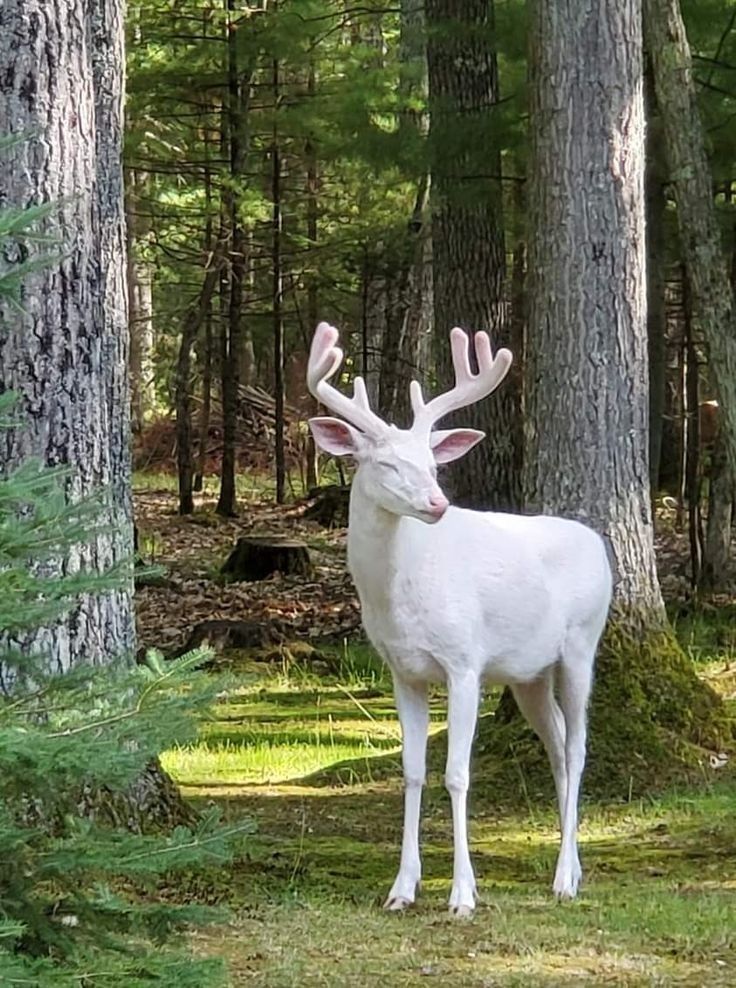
[491,0,730,798]
[644,0,736,485]
[702,426,733,589]
[273,56,286,506]
[125,167,155,436]
[645,58,667,502]
[426,0,520,510]
[525,0,660,612]
[377,0,433,428]
[217,0,252,518]
[0,0,197,830]
[176,264,220,515]
[0,0,134,669]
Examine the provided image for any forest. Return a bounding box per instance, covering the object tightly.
[0,0,736,984]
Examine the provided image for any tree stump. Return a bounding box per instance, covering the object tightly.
[221,535,312,582]
[304,484,351,528]
[183,619,285,653]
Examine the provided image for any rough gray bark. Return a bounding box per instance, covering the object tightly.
[644,0,736,488]
[525,0,662,615]
[0,0,135,668]
[426,0,519,510]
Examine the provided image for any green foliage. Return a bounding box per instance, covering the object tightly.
[0,395,244,982]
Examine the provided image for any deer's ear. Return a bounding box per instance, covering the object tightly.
[430,428,485,464]
[309,417,362,457]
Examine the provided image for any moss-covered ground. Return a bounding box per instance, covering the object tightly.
[158,642,736,987]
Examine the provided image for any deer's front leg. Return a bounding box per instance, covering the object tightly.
[384,676,429,911]
[445,671,480,917]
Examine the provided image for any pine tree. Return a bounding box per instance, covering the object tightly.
[0,148,240,987]
[0,459,238,983]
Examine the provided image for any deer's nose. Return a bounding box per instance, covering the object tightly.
[427,493,449,518]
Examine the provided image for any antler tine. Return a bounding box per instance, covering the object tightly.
[307,322,387,437]
[411,327,513,433]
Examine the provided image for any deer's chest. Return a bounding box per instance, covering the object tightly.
[358,589,461,684]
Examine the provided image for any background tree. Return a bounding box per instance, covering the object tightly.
[645,0,736,588]
[426,0,520,509]
[488,0,731,795]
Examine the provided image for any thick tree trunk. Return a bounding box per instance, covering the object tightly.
[0,0,134,669]
[426,0,519,510]
[644,0,736,484]
[525,0,659,612]
[489,0,730,799]
[0,0,195,829]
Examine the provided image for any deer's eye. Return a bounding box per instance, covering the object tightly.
[376,461,400,475]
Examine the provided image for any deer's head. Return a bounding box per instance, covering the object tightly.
[307,323,512,524]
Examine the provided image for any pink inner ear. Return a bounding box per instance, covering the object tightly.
[431,429,485,464]
[308,417,359,457]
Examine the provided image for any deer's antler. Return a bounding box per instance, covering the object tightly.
[307,322,387,437]
[410,328,512,434]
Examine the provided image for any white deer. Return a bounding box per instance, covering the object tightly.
[307,321,612,915]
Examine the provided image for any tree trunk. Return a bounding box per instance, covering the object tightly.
[304,70,320,491]
[683,269,704,585]
[0,0,195,827]
[0,0,134,669]
[377,0,433,428]
[489,0,730,799]
[125,168,155,436]
[194,151,216,494]
[525,0,659,610]
[644,0,736,483]
[273,56,286,506]
[645,58,667,503]
[217,0,252,518]
[176,265,220,515]
[426,0,520,510]
[702,426,733,589]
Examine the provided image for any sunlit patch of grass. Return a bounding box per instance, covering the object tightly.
[162,734,399,787]
[167,646,736,986]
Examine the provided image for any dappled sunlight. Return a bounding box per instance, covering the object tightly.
[170,660,736,984]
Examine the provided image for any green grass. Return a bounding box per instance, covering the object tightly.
[159,655,736,986]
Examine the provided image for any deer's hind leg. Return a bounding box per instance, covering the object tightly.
[510,669,567,826]
[553,635,596,899]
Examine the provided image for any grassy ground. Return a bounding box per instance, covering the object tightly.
[161,644,736,987]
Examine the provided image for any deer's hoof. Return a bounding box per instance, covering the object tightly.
[449,903,474,919]
[383,895,413,912]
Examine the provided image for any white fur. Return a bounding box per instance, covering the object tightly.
[307,323,612,914]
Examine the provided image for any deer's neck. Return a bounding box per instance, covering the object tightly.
[346,474,405,609]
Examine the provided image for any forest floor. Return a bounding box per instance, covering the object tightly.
[134,474,736,987]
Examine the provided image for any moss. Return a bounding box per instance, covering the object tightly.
[477,613,736,802]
